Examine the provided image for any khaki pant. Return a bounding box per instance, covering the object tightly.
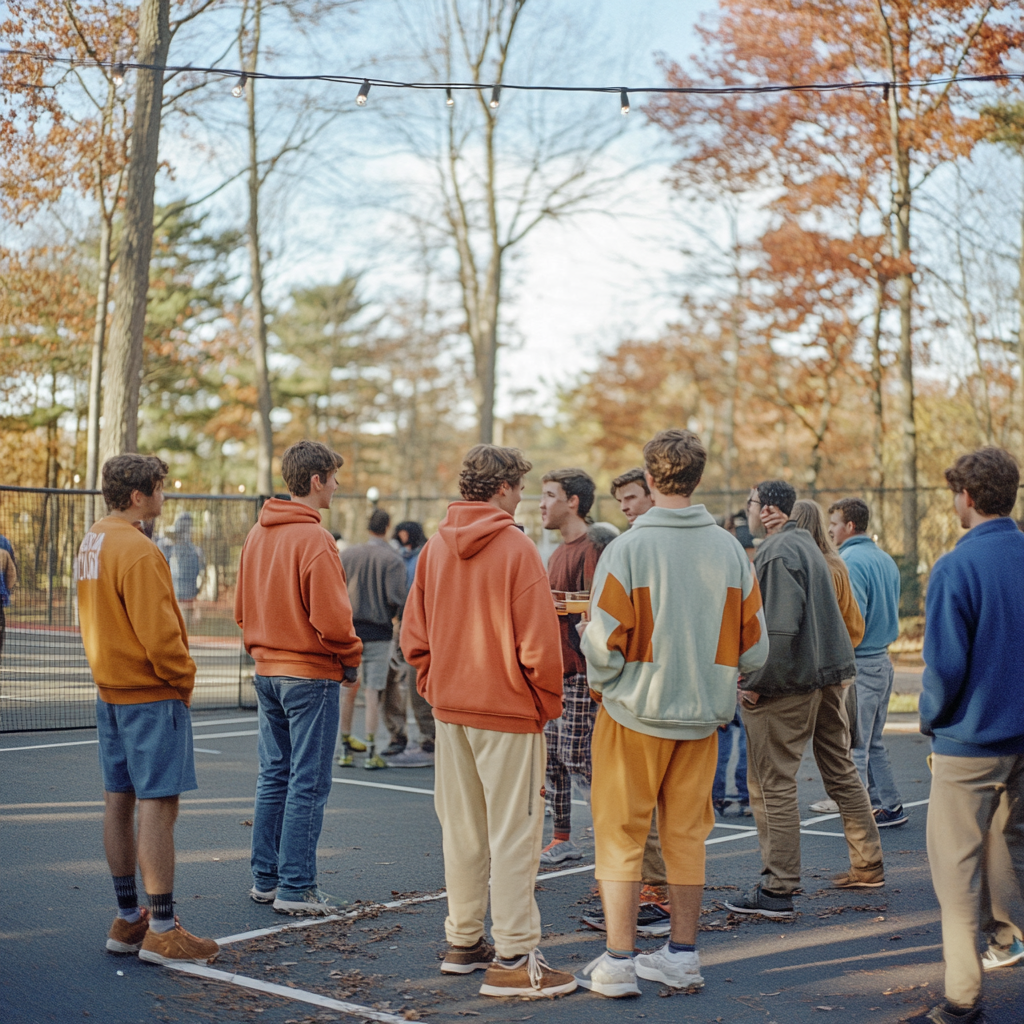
[383,638,435,745]
[981,791,1024,947]
[591,709,717,885]
[742,684,881,894]
[927,753,1024,1008]
[433,720,545,958]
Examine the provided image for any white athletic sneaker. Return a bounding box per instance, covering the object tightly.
[809,798,839,814]
[249,886,276,904]
[272,888,344,916]
[634,943,704,989]
[575,951,641,997]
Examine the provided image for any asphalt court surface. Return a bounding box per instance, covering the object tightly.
[2,710,1023,1024]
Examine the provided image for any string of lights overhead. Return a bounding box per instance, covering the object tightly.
[2,48,1021,113]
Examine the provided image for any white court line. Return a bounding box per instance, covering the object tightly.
[162,962,407,1024]
[0,717,260,753]
[193,748,222,754]
[189,730,258,740]
[763,942,942,973]
[0,738,98,752]
[218,862,599,947]
[333,777,434,796]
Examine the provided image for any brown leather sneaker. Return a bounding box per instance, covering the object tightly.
[479,948,578,998]
[440,937,495,974]
[831,863,885,889]
[138,918,220,966]
[106,907,150,953]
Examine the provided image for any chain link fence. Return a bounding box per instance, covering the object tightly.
[1,482,1014,732]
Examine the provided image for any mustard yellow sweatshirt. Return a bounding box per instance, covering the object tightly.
[76,518,196,704]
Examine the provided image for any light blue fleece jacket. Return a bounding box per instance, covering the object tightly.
[580,505,769,740]
[839,534,901,658]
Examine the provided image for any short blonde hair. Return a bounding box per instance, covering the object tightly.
[643,429,706,496]
[458,445,533,502]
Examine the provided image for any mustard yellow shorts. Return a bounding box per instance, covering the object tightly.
[591,708,717,885]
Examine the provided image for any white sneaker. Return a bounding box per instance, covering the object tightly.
[810,798,840,814]
[634,943,704,989]
[249,885,276,904]
[575,951,641,997]
[272,888,344,916]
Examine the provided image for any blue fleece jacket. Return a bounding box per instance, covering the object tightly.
[839,534,901,657]
[919,517,1024,757]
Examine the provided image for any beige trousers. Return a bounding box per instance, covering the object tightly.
[433,720,545,958]
[742,684,882,893]
[927,752,1024,1008]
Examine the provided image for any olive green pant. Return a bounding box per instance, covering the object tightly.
[741,684,882,893]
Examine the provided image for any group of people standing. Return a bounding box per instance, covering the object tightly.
[75,432,1024,1024]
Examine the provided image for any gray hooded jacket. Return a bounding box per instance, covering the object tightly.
[744,521,855,696]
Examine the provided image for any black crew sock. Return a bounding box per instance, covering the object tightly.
[148,892,175,933]
[112,874,140,922]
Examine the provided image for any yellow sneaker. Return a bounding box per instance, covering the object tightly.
[342,733,367,753]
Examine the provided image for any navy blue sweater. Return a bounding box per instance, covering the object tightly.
[920,517,1024,757]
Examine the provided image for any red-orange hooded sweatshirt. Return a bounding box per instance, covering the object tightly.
[235,499,362,680]
[400,502,563,733]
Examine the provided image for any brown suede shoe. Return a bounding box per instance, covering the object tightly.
[138,918,219,966]
[441,937,496,974]
[831,864,885,889]
[106,908,150,953]
[479,949,577,998]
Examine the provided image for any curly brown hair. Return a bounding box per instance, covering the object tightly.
[643,429,706,497]
[101,454,169,512]
[458,445,533,502]
[944,447,1020,517]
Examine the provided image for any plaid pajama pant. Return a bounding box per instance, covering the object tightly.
[544,673,598,833]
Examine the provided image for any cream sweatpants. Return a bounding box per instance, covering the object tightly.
[433,719,545,958]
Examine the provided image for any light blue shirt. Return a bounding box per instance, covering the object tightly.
[839,534,901,657]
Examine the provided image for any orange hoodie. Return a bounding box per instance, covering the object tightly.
[400,502,563,733]
[235,499,362,679]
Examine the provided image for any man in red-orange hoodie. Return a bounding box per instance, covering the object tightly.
[401,444,576,999]
[235,440,362,916]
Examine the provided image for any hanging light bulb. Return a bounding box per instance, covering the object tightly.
[445,87,454,107]
[231,74,247,98]
[112,63,126,88]
[489,85,501,108]
[620,89,630,115]
[356,79,370,106]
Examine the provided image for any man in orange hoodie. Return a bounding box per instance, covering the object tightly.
[235,440,363,916]
[401,444,576,999]
[77,454,218,966]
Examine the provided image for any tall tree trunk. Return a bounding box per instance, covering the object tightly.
[99,0,170,462]
[243,0,274,495]
[869,275,886,491]
[84,184,114,528]
[1017,162,1024,453]
[876,0,919,606]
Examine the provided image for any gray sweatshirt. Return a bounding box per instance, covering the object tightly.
[744,521,855,696]
[340,538,408,642]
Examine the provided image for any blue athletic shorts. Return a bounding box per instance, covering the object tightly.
[96,697,198,799]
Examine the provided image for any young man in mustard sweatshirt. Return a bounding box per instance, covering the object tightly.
[77,454,218,966]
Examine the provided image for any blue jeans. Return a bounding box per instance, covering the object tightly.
[850,653,902,811]
[251,675,340,899]
[712,709,748,805]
